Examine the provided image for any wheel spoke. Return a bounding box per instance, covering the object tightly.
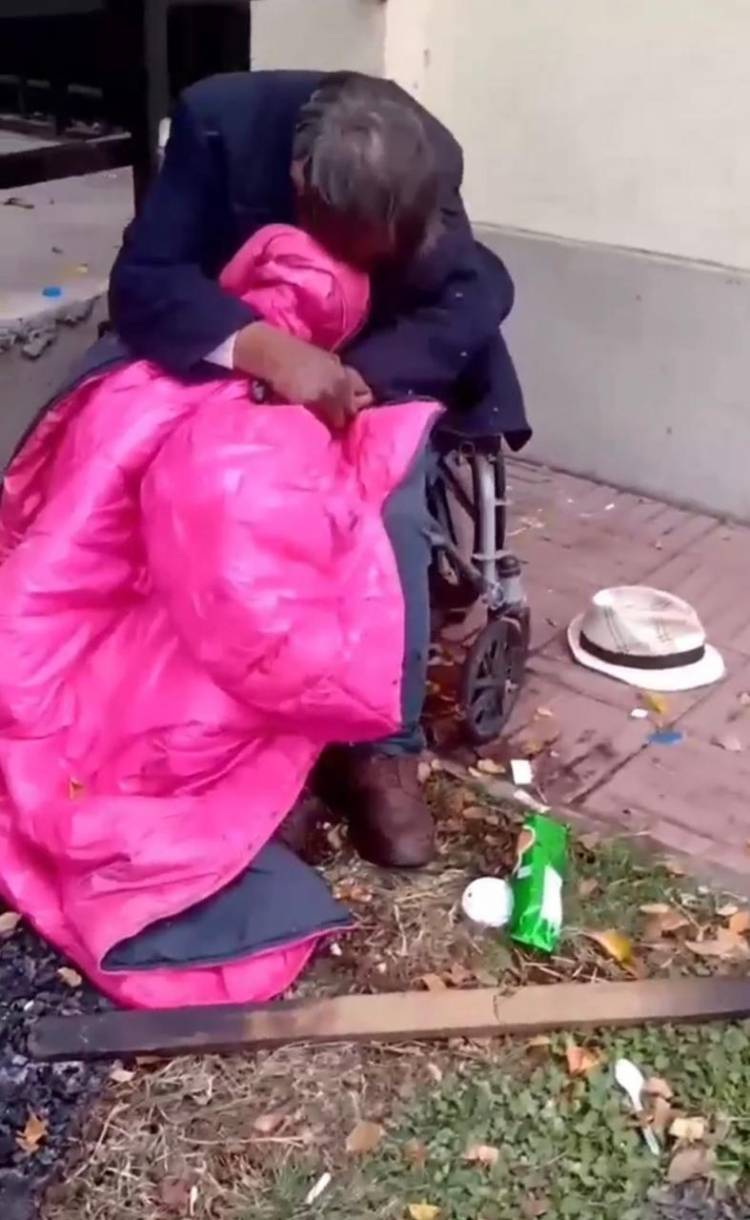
[473,677,500,691]
[471,689,500,723]
[463,615,528,743]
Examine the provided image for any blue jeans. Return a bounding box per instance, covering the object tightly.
[368,447,431,757]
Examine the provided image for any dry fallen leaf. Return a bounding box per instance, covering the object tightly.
[687,928,750,960]
[526,1035,552,1049]
[535,706,555,719]
[578,877,600,899]
[642,907,690,941]
[109,1066,136,1085]
[334,881,373,905]
[518,737,547,758]
[670,1116,708,1143]
[664,859,688,877]
[426,1062,443,1084]
[417,761,432,784]
[461,804,488,821]
[475,758,505,775]
[642,691,669,717]
[642,918,668,943]
[651,1096,674,1137]
[403,1139,427,1168]
[159,1177,193,1212]
[445,785,472,816]
[667,1145,715,1185]
[0,911,22,937]
[408,1205,440,1220]
[520,1199,550,1219]
[585,928,633,965]
[728,910,750,936]
[17,1113,48,1154]
[472,967,497,987]
[639,903,672,916]
[253,1110,286,1135]
[660,910,691,934]
[326,823,346,852]
[345,1120,383,1155]
[713,732,744,753]
[579,832,601,852]
[419,973,448,992]
[465,1142,500,1167]
[57,967,83,989]
[717,902,739,918]
[446,961,473,987]
[644,1076,674,1101]
[565,1042,601,1077]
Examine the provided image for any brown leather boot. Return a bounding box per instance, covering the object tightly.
[273,792,326,859]
[314,749,435,869]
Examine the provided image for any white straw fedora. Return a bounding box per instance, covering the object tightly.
[568,586,725,692]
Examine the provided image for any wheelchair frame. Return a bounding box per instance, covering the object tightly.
[427,435,529,744]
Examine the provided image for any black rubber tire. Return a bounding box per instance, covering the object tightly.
[461,611,529,744]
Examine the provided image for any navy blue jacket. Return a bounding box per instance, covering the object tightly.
[109,71,529,447]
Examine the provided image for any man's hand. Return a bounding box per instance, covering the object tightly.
[343,366,374,411]
[234,322,372,429]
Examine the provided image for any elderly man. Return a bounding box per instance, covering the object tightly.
[108,69,528,869]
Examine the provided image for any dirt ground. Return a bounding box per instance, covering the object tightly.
[35,763,750,1220]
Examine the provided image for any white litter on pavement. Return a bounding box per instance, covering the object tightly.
[510,758,533,786]
[305,1173,333,1206]
[461,876,514,928]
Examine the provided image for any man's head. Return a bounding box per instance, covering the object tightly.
[292,73,440,271]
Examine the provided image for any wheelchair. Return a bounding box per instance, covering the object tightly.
[426,425,529,745]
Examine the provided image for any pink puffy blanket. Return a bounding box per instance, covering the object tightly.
[0,225,439,1008]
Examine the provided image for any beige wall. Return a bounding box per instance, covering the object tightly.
[250,0,750,268]
[383,0,430,101]
[247,0,750,518]
[385,0,750,271]
[251,0,385,76]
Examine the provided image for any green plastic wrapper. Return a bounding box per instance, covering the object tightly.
[509,813,568,954]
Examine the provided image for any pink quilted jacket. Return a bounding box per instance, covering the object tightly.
[0,225,439,1007]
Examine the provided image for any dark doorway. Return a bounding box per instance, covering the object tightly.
[0,1,251,204]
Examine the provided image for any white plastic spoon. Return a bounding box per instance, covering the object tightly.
[614,1058,661,1156]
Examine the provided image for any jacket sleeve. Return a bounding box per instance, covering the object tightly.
[345,175,511,405]
[109,98,257,374]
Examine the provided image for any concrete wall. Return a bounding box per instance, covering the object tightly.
[379,1,750,518]
[481,226,750,521]
[0,170,133,468]
[0,301,106,470]
[400,0,750,272]
[251,0,385,75]
[3,4,745,517]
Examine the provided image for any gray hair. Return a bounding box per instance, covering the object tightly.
[293,73,439,257]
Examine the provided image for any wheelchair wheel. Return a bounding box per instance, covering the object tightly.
[461,611,529,744]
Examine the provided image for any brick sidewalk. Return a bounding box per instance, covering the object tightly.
[504,460,750,889]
